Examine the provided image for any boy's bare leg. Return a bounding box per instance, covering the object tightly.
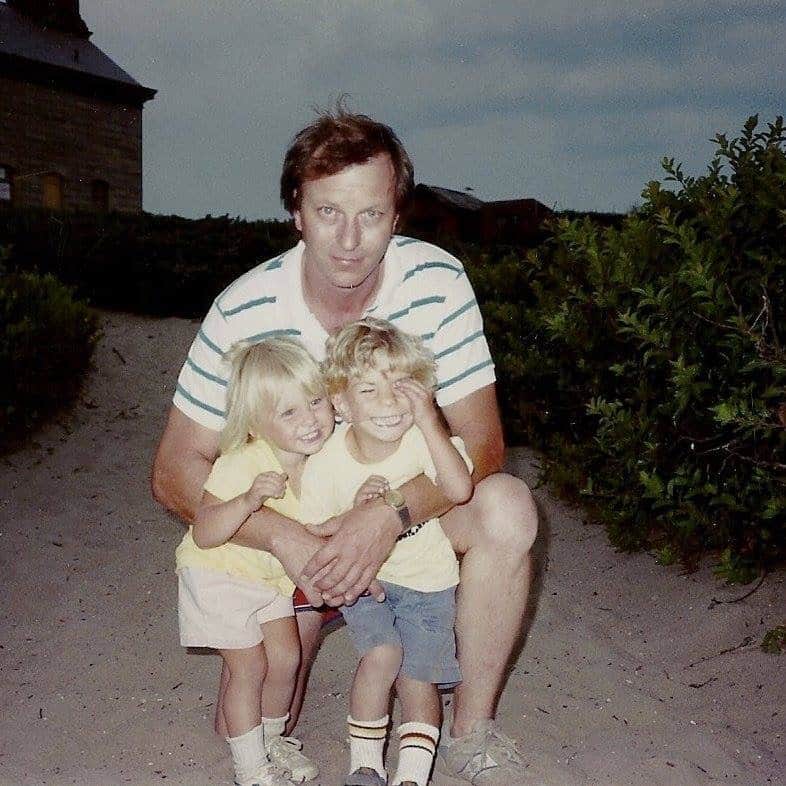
[393,676,442,786]
[440,473,537,734]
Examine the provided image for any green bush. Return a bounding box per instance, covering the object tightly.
[471,116,785,571]
[0,211,297,318]
[0,252,99,447]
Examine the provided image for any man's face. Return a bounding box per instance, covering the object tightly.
[294,154,399,293]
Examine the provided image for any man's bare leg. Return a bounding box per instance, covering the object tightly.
[440,473,537,737]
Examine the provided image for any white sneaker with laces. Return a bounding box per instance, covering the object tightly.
[235,759,292,786]
[267,735,319,783]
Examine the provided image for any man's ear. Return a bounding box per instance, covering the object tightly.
[331,392,350,422]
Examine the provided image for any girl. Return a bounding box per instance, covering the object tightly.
[175,338,334,786]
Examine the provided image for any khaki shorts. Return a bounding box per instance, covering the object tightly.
[178,566,294,649]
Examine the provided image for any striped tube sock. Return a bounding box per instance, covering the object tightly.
[347,714,389,778]
[392,721,439,786]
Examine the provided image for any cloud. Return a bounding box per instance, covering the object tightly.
[82,0,786,217]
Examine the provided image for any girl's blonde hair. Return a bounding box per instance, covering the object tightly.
[323,317,436,395]
[221,337,326,454]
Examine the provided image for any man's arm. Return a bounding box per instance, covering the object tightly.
[303,384,505,603]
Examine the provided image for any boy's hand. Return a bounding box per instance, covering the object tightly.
[244,471,287,511]
[394,377,440,430]
[353,475,390,507]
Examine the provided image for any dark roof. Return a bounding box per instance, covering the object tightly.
[416,184,485,211]
[0,3,155,104]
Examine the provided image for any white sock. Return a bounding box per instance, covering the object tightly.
[348,714,389,778]
[226,724,266,785]
[392,721,439,786]
[261,713,288,748]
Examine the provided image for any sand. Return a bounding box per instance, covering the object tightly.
[0,310,783,786]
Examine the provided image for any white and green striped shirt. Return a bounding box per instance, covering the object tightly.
[173,236,495,431]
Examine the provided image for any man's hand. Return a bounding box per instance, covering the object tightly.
[353,475,390,506]
[238,513,325,607]
[301,500,400,605]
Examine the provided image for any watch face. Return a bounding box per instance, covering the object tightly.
[385,488,406,509]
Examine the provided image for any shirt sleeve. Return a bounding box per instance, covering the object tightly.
[172,300,233,431]
[430,268,496,408]
[203,451,259,501]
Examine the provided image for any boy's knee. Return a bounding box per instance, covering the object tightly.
[474,473,538,555]
[362,642,403,676]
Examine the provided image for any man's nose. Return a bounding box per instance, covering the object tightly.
[337,216,360,250]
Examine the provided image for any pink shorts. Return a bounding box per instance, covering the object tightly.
[177,567,294,649]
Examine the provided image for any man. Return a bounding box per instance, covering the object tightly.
[152,109,538,785]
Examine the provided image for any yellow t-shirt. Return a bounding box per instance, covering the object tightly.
[299,424,472,592]
[174,439,298,596]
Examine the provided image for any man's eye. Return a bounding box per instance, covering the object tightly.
[318,206,335,217]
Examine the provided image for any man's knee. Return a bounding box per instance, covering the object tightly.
[472,473,538,555]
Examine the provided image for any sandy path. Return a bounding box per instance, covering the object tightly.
[0,311,783,786]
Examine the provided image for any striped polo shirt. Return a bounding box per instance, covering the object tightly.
[173,235,495,431]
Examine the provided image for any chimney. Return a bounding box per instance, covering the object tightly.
[8,0,91,38]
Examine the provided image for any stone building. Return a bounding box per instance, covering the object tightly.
[0,0,155,212]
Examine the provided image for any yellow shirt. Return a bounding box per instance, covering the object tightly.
[174,439,298,595]
[299,424,472,592]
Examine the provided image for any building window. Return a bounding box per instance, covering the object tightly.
[42,172,64,210]
[0,165,12,204]
[91,179,109,212]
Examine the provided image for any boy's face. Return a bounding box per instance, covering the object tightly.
[333,358,413,446]
[254,387,334,463]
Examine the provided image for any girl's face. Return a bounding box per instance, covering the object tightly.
[253,386,334,463]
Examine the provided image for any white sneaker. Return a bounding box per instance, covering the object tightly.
[235,759,292,786]
[267,735,319,783]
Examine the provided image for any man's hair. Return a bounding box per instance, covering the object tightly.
[221,337,326,454]
[280,106,415,214]
[323,317,436,396]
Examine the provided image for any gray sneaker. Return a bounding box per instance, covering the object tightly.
[437,720,535,785]
[345,767,388,786]
[267,735,318,783]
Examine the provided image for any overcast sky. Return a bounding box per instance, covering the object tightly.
[81,1,784,220]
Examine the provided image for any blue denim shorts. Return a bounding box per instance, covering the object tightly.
[341,580,460,687]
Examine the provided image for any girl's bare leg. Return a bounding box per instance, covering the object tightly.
[259,616,301,718]
[218,644,267,736]
[285,610,324,734]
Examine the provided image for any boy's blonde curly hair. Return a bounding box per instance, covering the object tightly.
[323,317,436,395]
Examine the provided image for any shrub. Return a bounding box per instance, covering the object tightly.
[0,211,297,318]
[0,249,99,447]
[480,116,785,570]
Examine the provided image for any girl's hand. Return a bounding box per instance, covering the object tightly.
[394,377,440,430]
[244,471,287,511]
[353,475,390,507]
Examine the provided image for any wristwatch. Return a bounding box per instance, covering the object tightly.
[383,487,413,533]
